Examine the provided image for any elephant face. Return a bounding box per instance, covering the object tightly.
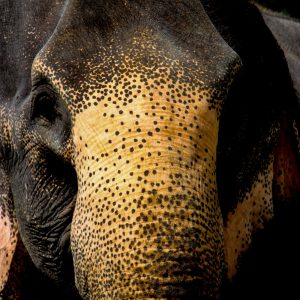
[5,1,239,298]
[1,0,299,299]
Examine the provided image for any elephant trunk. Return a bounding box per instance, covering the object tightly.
[73,167,223,298]
[71,103,224,298]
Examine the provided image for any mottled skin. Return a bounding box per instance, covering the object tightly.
[31,1,240,297]
[0,0,300,299]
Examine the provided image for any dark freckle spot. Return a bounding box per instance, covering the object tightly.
[148,131,153,136]
[144,170,149,176]
[155,128,160,132]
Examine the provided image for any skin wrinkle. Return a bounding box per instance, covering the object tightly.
[6,106,78,286]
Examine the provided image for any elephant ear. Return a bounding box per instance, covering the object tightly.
[257,6,300,205]
[0,163,18,294]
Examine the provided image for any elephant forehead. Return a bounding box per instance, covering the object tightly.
[32,25,238,119]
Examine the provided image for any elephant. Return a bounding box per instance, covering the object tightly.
[0,0,300,299]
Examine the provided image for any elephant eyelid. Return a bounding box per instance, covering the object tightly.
[30,84,60,125]
[31,76,53,91]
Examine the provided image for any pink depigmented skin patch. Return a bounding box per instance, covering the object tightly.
[0,207,18,293]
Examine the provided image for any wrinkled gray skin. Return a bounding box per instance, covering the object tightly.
[1,1,300,299]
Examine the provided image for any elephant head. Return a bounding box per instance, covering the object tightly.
[1,0,299,299]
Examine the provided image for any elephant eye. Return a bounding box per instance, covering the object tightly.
[29,81,72,149]
[31,84,60,126]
